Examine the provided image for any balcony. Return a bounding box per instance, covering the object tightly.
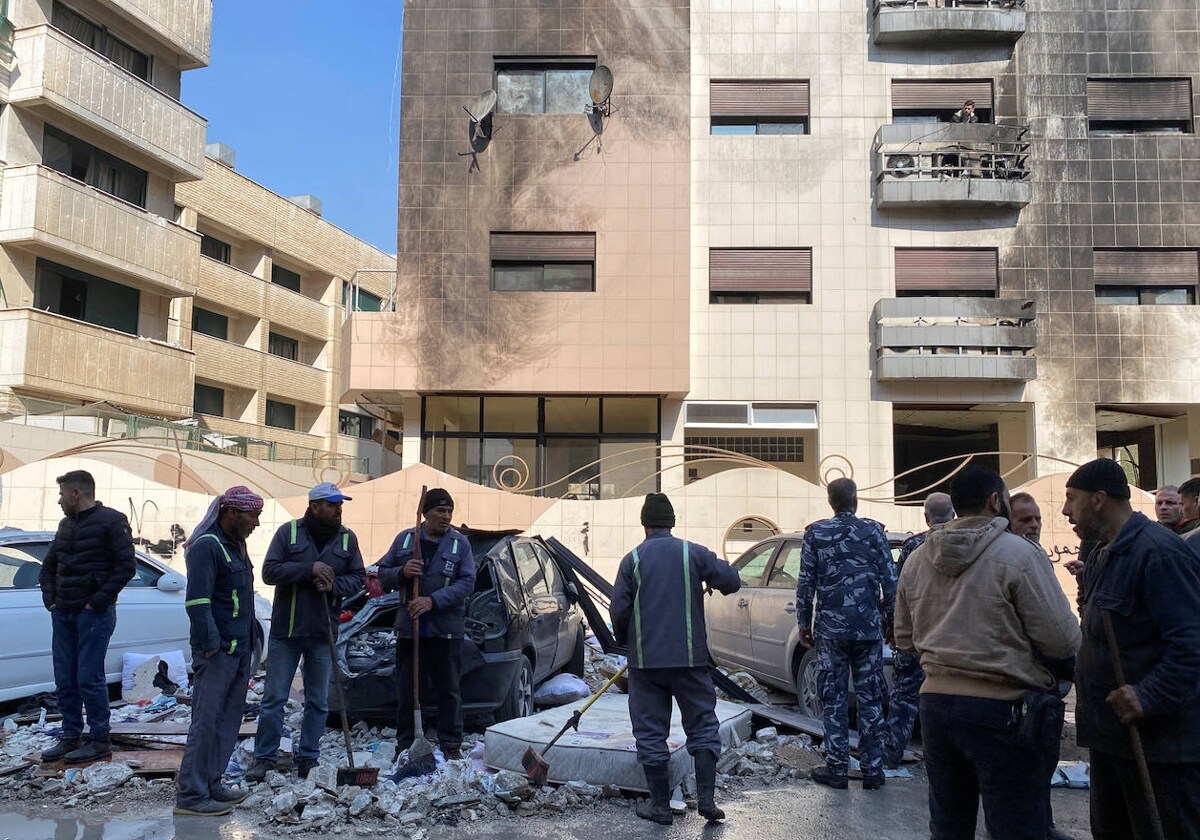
[7,25,206,180]
[192,333,328,407]
[873,0,1026,46]
[107,0,212,70]
[874,297,1037,381]
[0,308,194,417]
[198,257,265,313]
[264,281,330,341]
[0,165,200,296]
[874,122,1031,210]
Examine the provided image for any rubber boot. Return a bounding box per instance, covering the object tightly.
[693,749,725,822]
[635,763,674,826]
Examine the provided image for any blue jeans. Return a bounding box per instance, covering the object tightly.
[920,693,1049,840]
[51,606,117,740]
[253,636,332,762]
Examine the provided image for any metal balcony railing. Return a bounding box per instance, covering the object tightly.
[875,122,1031,183]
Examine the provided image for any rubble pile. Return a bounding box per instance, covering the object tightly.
[344,631,396,675]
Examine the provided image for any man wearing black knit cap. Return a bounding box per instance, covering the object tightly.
[1064,458,1200,839]
[610,493,741,825]
[377,488,475,756]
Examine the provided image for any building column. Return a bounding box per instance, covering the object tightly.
[659,399,686,493]
[402,395,422,469]
[998,406,1036,487]
[1032,399,1097,476]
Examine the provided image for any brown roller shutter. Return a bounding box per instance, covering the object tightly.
[490,233,596,262]
[1094,250,1200,286]
[895,249,998,292]
[710,80,810,117]
[1087,78,1193,121]
[891,80,994,110]
[709,249,813,292]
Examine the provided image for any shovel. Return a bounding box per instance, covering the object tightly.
[522,664,628,787]
[395,486,438,778]
[322,591,379,788]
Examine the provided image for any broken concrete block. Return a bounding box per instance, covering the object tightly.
[755,727,778,743]
[398,811,422,826]
[371,742,396,768]
[302,801,336,823]
[349,792,373,817]
[268,790,298,817]
[82,762,134,793]
[565,780,602,800]
[123,656,162,703]
[434,793,481,809]
[266,770,288,788]
[310,763,338,792]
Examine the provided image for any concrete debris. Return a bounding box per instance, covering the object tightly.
[83,762,135,793]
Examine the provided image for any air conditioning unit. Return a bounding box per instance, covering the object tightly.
[885,154,916,178]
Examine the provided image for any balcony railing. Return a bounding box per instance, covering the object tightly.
[874,296,1037,381]
[873,0,1026,44]
[874,122,1032,210]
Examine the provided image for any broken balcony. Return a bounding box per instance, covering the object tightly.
[873,0,1026,46]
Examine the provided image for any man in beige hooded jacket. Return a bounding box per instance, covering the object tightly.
[895,465,1080,840]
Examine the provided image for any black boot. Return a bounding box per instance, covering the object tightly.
[693,749,725,822]
[635,763,674,826]
[64,738,112,763]
[40,737,81,762]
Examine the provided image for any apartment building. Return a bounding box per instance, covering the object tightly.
[343,0,1200,501]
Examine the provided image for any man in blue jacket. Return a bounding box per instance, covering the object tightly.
[610,493,741,826]
[175,486,263,817]
[1064,458,1200,839]
[244,482,365,782]
[376,488,475,756]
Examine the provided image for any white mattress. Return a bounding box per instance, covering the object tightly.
[483,693,751,791]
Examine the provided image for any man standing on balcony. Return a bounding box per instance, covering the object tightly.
[951,99,978,124]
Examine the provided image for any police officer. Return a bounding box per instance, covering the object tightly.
[245,482,366,782]
[884,492,953,769]
[375,488,475,757]
[610,493,741,825]
[798,478,896,790]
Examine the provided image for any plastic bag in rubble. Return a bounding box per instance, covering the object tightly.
[533,674,590,707]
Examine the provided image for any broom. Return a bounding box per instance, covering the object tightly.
[392,486,438,779]
[322,595,379,787]
[522,664,628,787]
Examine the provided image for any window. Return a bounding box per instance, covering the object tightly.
[199,234,231,264]
[1088,78,1193,135]
[271,264,302,293]
[42,125,147,207]
[710,80,810,135]
[265,399,296,430]
[894,248,998,297]
[343,282,383,312]
[490,233,596,292]
[0,545,43,590]
[891,79,993,123]
[1094,249,1199,305]
[709,248,812,304]
[267,331,299,361]
[495,58,595,114]
[767,541,803,589]
[193,383,224,416]
[191,306,228,340]
[52,2,150,81]
[339,411,378,440]
[34,258,139,335]
[733,541,777,586]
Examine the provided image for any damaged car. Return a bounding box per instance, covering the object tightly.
[330,530,585,723]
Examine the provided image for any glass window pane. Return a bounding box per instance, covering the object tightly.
[265,399,296,430]
[532,542,565,596]
[1143,287,1190,305]
[480,437,538,492]
[543,263,593,291]
[493,265,541,291]
[597,439,657,499]
[272,265,302,292]
[425,434,476,478]
[544,438,600,499]
[545,69,591,114]
[0,546,43,590]
[1095,288,1139,305]
[602,398,658,433]
[192,306,228,340]
[513,543,549,594]
[424,396,480,432]
[194,383,224,416]
[497,70,544,114]
[484,397,538,433]
[733,542,776,586]
[758,122,806,135]
[710,123,757,136]
[545,397,599,433]
[767,542,803,588]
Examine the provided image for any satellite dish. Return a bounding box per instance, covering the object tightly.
[465,89,498,143]
[589,65,613,106]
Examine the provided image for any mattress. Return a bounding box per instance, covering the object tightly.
[483,693,752,791]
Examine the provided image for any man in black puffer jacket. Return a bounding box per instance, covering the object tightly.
[38,470,135,763]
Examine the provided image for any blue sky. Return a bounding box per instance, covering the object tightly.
[184,2,404,254]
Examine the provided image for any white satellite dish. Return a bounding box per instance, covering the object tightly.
[465,89,498,142]
[589,65,614,107]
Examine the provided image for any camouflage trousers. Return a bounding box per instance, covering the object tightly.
[816,638,886,778]
[884,649,925,768]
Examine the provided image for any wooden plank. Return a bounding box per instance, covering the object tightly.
[108,720,257,736]
[34,749,183,778]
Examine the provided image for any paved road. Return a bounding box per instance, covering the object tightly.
[0,781,1091,840]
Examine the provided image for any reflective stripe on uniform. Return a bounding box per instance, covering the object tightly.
[184,598,211,607]
[229,639,238,654]
[632,548,644,666]
[682,542,694,667]
[402,533,411,549]
[232,590,239,619]
[342,532,349,551]
[288,588,297,636]
[291,520,298,544]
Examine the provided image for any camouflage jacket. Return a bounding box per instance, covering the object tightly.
[797,511,897,641]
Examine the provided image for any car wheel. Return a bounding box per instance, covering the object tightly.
[565,627,585,678]
[496,657,534,722]
[794,648,822,718]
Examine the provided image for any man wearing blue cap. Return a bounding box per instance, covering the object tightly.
[244,482,365,783]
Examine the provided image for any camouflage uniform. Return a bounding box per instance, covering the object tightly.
[797,512,897,780]
[884,531,928,768]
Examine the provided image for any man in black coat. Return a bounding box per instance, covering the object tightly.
[38,470,135,763]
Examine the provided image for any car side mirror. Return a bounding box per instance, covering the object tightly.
[565,581,580,604]
[157,571,186,593]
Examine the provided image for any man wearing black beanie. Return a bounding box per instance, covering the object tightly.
[610,493,741,826]
[1065,459,1200,839]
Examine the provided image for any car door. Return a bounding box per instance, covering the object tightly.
[0,543,55,701]
[103,556,190,683]
[511,541,560,682]
[751,539,804,684]
[704,539,778,677]
[531,541,574,671]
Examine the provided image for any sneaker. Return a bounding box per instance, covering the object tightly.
[810,766,849,790]
[863,775,886,791]
[64,738,112,764]
[242,759,273,784]
[211,784,248,804]
[173,799,233,817]
[40,738,82,762]
[297,758,319,779]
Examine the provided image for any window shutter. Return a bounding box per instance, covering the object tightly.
[1093,250,1200,287]
[710,80,811,117]
[891,80,994,110]
[490,233,596,262]
[1087,78,1193,121]
[894,249,998,292]
[709,249,813,292]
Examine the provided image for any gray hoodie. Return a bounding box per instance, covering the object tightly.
[894,515,1081,701]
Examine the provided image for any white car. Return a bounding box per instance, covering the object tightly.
[0,528,271,704]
